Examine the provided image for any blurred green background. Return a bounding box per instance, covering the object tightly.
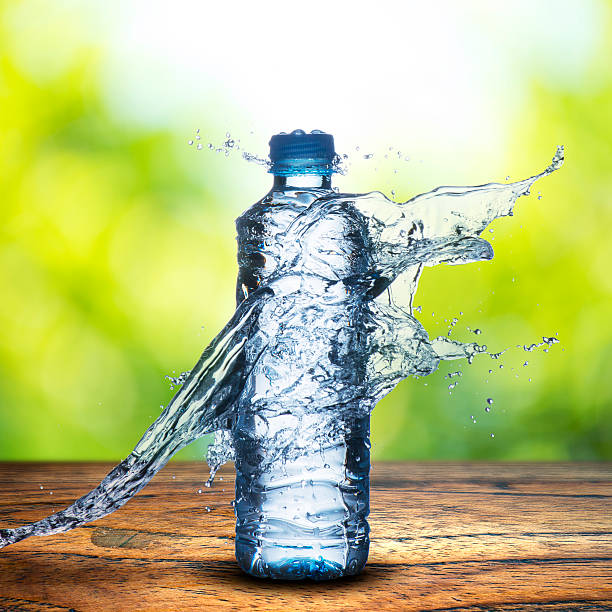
[0,1,610,462]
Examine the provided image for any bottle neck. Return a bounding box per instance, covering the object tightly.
[272,174,332,190]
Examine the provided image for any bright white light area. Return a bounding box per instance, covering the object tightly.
[4,0,606,163]
[99,0,604,156]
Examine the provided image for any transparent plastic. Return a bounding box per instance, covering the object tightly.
[233,173,370,580]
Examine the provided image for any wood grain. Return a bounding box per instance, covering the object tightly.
[0,462,610,611]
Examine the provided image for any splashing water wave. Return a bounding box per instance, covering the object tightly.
[0,147,563,549]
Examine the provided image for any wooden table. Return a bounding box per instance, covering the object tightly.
[0,462,610,611]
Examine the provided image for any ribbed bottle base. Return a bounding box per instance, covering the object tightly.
[235,536,369,580]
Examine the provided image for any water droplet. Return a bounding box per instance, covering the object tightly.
[197,143,203,150]
[486,398,493,405]
[188,140,194,146]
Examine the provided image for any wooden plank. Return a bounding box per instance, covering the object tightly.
[0,462,610,611]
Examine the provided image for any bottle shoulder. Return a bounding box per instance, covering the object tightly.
[236,188,333,235]
[238,188,333,217]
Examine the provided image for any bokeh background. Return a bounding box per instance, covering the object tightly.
[1,0,610,462]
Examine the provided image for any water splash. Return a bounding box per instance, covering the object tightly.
[165,370,191,391]
[0,147,563,549]
[522,336,560,352]
[187,129,420,175]
[189,129,272,168]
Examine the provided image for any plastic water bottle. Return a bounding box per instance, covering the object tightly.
[232,130,370,580]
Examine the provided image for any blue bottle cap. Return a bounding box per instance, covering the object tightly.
[269,129,336,175]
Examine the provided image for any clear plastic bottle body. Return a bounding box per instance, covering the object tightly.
[233,174,371,580]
